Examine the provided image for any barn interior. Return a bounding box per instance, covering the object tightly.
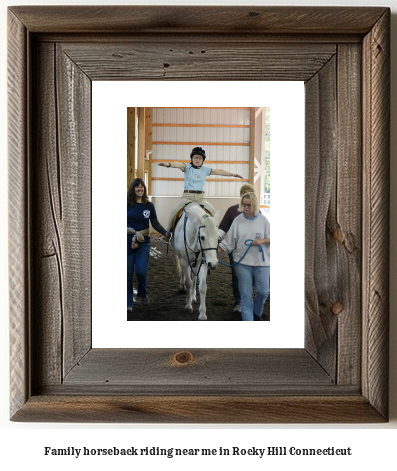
[127,107,270,231]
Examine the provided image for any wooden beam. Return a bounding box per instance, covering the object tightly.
[152,160,248,164]
[153,107,251,109]
[253,107,266,203]
[152,141,249,146]
[249,107,256,186]
[262,107,267,205]
[152,178,249,182]
[145,107,152,194]
[127,107,136,191]
[152,123,250,128]
[137,107,145,181]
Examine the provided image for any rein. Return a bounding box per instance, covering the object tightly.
[183,208,218,277]
[218,239,265,267]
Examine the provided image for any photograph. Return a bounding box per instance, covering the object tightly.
[126,107,271,322]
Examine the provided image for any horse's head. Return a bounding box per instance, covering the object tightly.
[196,210,220,270]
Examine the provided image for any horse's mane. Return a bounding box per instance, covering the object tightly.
[185,202,202,212]
[184,202,212,218]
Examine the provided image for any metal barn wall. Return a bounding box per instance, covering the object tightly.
[151,108,251,197]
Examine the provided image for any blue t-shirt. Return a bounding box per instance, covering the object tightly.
[184,163,212,191]
[127,201,157,244]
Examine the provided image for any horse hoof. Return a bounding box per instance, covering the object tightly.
[198,315,207,321]
[184,307,193,313]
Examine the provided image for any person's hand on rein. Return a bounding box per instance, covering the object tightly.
[252,238,270,246]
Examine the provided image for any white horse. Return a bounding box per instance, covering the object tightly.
[170,203,220,320]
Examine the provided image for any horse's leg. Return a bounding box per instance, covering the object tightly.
[181,259,193,313]
[179,270,186,293]
[175,255,186,293]
[197,267,208,321]
[191,273,197,303]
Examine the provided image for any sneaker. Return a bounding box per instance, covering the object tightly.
[233,303,241,313]
[142,296,150,306]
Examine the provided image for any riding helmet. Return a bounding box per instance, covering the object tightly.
[190,146,206,162]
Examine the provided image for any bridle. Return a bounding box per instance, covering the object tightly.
[183,208,218,277]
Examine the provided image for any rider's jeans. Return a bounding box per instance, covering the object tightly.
[234,264,270,321]
[127,240,150,308]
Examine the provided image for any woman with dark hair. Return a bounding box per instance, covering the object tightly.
[158,146,243,236]
[127,178,170,311]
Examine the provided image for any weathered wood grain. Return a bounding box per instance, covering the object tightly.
[58,43,336,82]
[304,56,338,377]
[62,349,333,389]
[12,396,385,424]
[8,6,387,34]
[56,44,92,377]
[335,44,362,386]
[304,43,364,385]
[362,9,390,419]
[32,42,63,388]
[8,9,29,419]
[33,33,364,45]
[8,6,390,423]
[30,42,92,387]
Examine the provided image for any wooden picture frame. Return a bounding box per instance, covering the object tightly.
[8,6,390,423]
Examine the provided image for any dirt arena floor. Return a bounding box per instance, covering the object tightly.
[127,238,270,322]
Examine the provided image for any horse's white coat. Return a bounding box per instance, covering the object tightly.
[171,203,220,320]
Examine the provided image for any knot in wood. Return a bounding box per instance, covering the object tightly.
[331,302,344,316]
[344,232,357,253]
[333,225,344,244]
[174,351,194,365]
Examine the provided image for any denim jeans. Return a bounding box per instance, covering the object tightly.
[229,253,241,305]
[234,264,270,321]
[127,240,150,308]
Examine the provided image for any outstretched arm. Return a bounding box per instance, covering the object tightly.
[158,161,186,172]
[150,218,171,239]
[211,168,243,179]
